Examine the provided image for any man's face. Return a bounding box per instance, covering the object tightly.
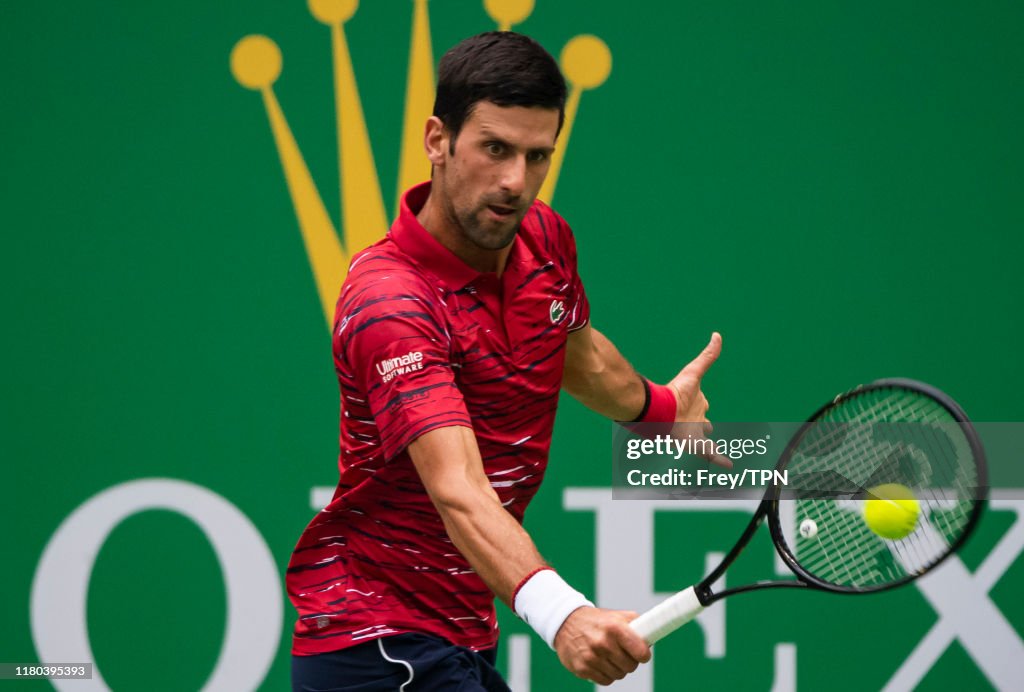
[432,101,559,252]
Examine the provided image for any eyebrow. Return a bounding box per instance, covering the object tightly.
[478,130,555,155]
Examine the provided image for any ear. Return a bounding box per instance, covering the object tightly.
[424,116,450,167]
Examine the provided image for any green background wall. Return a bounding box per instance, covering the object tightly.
[3,1,1022,689]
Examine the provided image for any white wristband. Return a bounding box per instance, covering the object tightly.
[513,569,594,649]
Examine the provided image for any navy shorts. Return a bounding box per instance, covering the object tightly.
[291,633,512,691]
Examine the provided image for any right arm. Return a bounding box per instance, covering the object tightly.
[407,424,542,605]
[407,425,651,685]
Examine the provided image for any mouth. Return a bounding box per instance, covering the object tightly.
[486,204,518,221]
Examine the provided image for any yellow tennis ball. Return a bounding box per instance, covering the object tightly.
[863,483,920,540]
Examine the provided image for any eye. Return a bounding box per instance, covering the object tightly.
[527,150,549,163]
[485,142,506,157]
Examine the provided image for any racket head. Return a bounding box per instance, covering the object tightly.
[766,378,986,594]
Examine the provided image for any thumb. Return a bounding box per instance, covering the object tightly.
[683,332,722,379]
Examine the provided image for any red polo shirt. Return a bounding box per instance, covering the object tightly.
[287,182,590,655]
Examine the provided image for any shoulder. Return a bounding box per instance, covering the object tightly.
[524,197,571,236]
[522,199,579,251]
[520,199,582,268]
[334,240,446,341]
[339,240,439,313]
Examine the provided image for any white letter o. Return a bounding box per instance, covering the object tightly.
[31,478,282,691]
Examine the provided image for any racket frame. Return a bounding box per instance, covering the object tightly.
[765,378,988,595]
[636,378,989,630]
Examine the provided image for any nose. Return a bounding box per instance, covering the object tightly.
[499,155,527,198]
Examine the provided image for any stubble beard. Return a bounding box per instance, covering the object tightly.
[447,197,523,252]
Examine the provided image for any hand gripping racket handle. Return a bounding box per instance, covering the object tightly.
[628,586,705,645]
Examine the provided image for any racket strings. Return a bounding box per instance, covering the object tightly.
[780,387,979,590]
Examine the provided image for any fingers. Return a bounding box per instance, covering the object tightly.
[555,608,652,685]
[604,620,650,674]
[667,418,734,468]
[682,331,722,379]
[672,423,734,469]
[671,420,708,440]
[584,622,649,685]
[706,451,734,469]
[617,614,653,664]
[668,335,725,470]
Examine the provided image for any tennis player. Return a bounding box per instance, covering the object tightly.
[287,31,722,690]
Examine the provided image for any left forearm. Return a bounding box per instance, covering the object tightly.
[562,325,646,420]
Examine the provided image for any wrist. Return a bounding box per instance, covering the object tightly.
[513,568,594,649]
[632,379,677,423]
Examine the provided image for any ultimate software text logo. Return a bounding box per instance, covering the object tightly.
[231,0,611,326]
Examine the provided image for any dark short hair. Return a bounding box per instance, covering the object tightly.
[433,32,567,147]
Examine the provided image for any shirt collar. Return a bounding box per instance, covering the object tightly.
[390,182,482,290]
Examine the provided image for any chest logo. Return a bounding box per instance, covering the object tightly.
[549,299,566,325]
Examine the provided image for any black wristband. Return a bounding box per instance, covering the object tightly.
[629,377,652,423]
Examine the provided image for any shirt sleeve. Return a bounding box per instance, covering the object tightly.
[335,268,472,460]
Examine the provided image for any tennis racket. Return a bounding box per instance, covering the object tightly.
[629,378,987,645]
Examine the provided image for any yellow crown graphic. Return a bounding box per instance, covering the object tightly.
[231,0,611,326]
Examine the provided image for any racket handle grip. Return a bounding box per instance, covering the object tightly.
[629,586,705,645]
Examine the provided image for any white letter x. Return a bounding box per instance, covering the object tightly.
[883,492,1024,691]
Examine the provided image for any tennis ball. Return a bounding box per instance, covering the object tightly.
[863,483,920,540]
[799,519,818,539]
